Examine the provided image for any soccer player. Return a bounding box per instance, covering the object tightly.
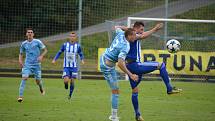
[100,28,138,121]
[52,32,84,99]
[116,22,182,121]
[18,27,48,102]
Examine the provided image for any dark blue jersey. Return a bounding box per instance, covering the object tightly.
[126,40,141,62]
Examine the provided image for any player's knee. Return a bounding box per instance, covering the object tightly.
[35,80,40,84]
[132,87,139,93]
[112,89,119,94]
[22,77,28,80]
[64,77,70,83]
[70,79,75,84]
[159,62,166,70]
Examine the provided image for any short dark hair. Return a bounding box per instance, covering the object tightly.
[125,28,135,38]
[25,27,34,33]
[133,21,144,28]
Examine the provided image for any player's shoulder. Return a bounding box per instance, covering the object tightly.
[33,39,42,43]
[21,40,28,45]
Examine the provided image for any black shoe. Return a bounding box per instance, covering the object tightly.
[64,83,68,89]
[17,97,23,103]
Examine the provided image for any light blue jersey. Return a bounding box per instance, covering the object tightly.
[100,28,130,90]
[20,39,46,66]
[103,28,130,63]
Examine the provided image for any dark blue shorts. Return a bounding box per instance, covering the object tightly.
[63,67,78,79]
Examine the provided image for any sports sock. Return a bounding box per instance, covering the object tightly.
[69,83,74,97]
[132,92,140,117]
[111,108,118,118]
[159,63,172,92]
[19,80,26,97]
[38,80,44,92]
[112,93,119,109]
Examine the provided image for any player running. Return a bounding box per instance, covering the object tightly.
[100,28,138,121]
[18,27,48,102]
[52,32,84,99]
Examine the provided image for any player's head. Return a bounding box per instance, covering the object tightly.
[133,21,144,34]
[125,28,136,42]
[25,27,34,40]
[69,32,77,43]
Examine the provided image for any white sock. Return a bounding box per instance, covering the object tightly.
[112,108,118,118]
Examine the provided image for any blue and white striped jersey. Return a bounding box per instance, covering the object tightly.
[103,28,130,63]
[20,39,46,66]
[54,41,84,68]
[126,39,142,62]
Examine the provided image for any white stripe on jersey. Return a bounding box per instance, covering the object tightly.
[136,40,141,62]
[63,42,79,68]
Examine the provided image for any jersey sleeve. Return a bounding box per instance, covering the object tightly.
[38,39,46,49]
[115,28,124,35]
[19,42,25,54]
[77,44,84,60]
[118,43,130,60]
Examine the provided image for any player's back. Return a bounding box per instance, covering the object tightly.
[104,30,130,63]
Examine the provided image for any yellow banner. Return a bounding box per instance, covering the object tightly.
[98,48,215,76]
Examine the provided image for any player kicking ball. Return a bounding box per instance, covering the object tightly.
[18,27,47,102]
[52,32,84,99]
[116,22,182,121]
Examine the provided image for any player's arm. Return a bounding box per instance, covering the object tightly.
[117,46,138,81]
[38,47,48,62]
[114,26,128,31]
[52,44,64,64]
[77,44,85,64]
[19,54,24,68]
[19,43,25,68]
[37,40,48,62]
[138,23,163,39]
[117,58,138,81]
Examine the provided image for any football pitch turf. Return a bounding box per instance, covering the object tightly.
[0,77,215,121]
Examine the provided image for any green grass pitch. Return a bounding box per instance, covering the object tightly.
[0,77,215,121]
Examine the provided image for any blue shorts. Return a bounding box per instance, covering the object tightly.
[63,67,78,79]
[126,61,159,89]
[100,55,119,90]
[22,65,42,80]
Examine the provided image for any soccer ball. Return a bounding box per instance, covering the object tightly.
[166,39,181,53]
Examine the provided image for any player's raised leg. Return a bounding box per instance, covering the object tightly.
[34,65,45,95]
[158,62,182,94]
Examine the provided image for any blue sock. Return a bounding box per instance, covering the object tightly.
[19,80,26,97]
[69,83,74,97]
[160,63,172,92]
[112,93,119,109]
[132,92,140,117]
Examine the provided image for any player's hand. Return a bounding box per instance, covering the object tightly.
[130,74,138,81]
[81,60,85,64]
[38,55,44,62]
[52,60,56,64]
[154,23,163,31]
[19,61,23,68]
